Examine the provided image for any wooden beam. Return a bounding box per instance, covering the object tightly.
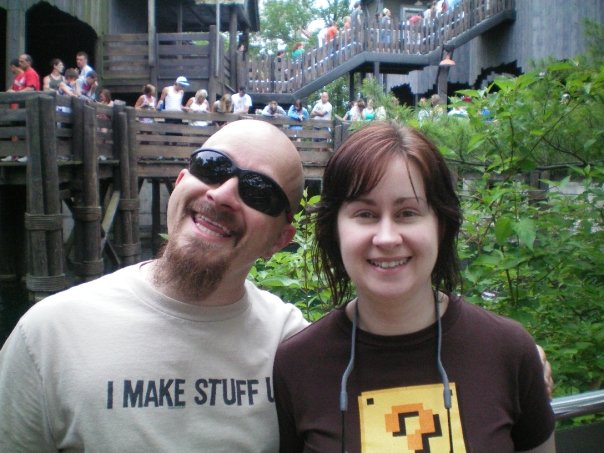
[148,0,158,87]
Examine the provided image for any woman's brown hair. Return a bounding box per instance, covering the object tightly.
[313,121,462,306]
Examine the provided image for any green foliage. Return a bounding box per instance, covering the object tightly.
[248,193,331,321]
[249,25,604,408]
[256,0,317,50]
[417,48,604,400]
[316,0,350,28]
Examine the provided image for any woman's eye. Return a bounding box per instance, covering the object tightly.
[356,210,375,218]
[396,208,421,219]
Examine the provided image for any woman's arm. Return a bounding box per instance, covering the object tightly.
[516,432,556,453]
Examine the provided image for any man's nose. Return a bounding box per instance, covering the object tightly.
[205,177,242,212]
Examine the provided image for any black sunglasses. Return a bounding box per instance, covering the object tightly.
[189,148,292,221]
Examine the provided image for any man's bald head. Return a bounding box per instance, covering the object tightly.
[204,120,304,213]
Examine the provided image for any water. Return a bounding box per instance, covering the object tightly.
[0,283,31,347]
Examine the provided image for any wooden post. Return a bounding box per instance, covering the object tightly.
[110,102,124,255]
[148,0,158,88]
[24,95,67,301]
[437,47,455,106]
[236,51,246,98]
[208,25,218,104]
[151,179,161,256]
[71,98,85,161]
[229,6,238,89]
[114,108,133,265]
[127,107,141,264]
[270,57,276,93]
[72,103,103,282]
[373,61,380,80]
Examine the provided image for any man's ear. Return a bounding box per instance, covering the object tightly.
[264,223,296,259]
[175,168,188,185]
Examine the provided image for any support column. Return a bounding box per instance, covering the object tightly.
[72,103,103,283]
[148,0,158,88]
[5,0,24,87]
[229,6,238,89]
[24,95,67,301]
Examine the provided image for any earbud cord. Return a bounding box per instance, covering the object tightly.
[434,289,454,452]
[339,299,358,453]
[340,295,453,453]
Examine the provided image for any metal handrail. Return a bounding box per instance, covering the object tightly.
[552,389,604,421]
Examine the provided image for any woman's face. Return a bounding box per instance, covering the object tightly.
[336,157,439,305]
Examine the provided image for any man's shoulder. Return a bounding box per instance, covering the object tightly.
[245,280,291,309]
[18,266,140,324]
[244,280,308,330]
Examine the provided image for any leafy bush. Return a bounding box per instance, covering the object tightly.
[250,23,604,403]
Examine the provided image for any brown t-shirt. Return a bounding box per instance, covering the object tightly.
[274,295,554,452]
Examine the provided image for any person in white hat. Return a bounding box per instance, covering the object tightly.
[157,76,190,115]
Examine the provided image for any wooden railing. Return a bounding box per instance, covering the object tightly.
[552,389,604,451]
[0,92,342,298]
[0,93,338,176]
[248,0,515,94]
[101,30,226,95]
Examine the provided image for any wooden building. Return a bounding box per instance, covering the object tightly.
[0,0,258,103]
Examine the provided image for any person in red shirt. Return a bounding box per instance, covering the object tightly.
[326,21,338,43]
[7,59,25,92]
[17,54,40,91]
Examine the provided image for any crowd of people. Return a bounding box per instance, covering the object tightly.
[254,0,466,87]
[2,51,106,162]
[2,51,336,142]
[4,51,101,105]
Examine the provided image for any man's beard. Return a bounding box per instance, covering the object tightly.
[153,233,230,301]
[153,207,238,301]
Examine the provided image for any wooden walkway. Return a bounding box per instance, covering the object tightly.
[99,0,515,104]
[247,0,515,103]
[0,92,345,300]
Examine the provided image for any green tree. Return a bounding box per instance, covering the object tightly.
[317,0,350,27]
[254,0,318,54]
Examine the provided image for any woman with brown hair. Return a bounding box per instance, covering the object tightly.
[273,122,555,453]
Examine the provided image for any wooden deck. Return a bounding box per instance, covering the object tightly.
[0,92,343,299]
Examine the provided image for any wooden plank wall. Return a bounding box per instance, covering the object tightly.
[102,32,219,94]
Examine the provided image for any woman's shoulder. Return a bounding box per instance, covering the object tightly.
[278,309,346,351]
[455,296,536,346]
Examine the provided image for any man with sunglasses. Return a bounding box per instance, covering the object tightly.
[0,120,310,451]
